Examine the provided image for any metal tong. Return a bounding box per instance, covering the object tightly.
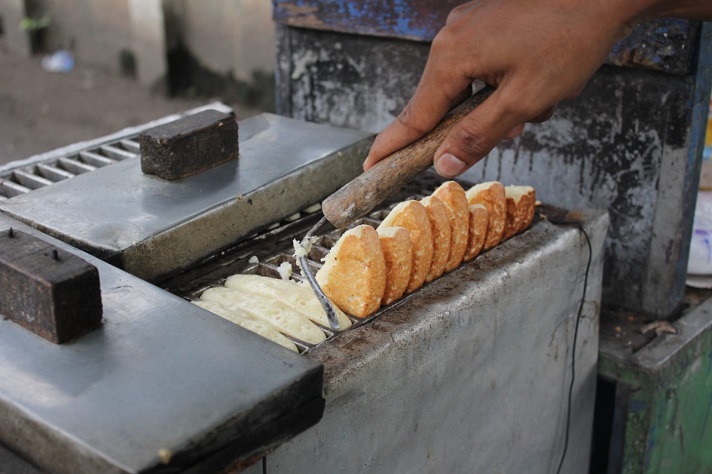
[299,87,494,330]
[296,216,339,329]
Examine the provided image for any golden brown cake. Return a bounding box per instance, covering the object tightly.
[377,226,413,305]
[421,195,451,282]
[464,204,489,261]
[378,200,434,293]
[315,224,387,318]
[502,185,536,240]
[466,181,506,250]
[433,181,470,272]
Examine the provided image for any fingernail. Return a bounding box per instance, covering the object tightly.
[435,153,467,178]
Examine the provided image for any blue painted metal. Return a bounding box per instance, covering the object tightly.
[674,22,712,307]
[272,0,463,41]
[608,19,700,75]
[272,0,700,74]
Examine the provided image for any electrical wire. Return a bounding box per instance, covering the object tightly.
[546,217,593,474]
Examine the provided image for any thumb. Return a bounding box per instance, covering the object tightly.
[433,88,525,178]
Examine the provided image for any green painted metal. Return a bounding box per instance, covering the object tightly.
[599,297,712,473]
[643,352,712,473]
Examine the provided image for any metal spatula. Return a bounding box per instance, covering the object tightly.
[299,87,494,330]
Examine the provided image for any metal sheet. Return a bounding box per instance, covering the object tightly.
[0,215,324,473]
[0,113,373,281]
[267,209,609,473]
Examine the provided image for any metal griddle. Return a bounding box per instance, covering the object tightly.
[160,171,504,353]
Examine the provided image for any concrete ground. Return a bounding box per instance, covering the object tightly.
[0,38,259,167]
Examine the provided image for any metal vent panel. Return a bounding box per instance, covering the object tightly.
[0,102,235,201]
[0,138,140,199]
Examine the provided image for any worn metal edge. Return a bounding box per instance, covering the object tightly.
[0,401,128,474]
[598,297,712,387]
[181,390,325,474]
[0,210,119,261]
[160,365,325,473]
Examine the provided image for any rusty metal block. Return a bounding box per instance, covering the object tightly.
[139,109,238,180]
[0,229,102,343]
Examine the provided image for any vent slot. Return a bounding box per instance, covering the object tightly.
[0,104,232,200]
[0,136,141,199]
[120,139,141,153]
[58,157,96,174]
[99,144,137,161]
[36,164,75,181]
[79,151,114,167]
[13,170,54,190]
[0,178,32,197]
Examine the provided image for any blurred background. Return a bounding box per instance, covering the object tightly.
[0,0,276,166]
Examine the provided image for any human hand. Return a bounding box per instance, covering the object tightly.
[362,0,640,178]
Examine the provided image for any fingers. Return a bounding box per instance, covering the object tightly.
[363,86,473,171]
[364,82,471,172]
[368,83,557,178]
[504,123,525,139]
[433,88,529,178]
[529,105,557,123]
[362,100,437,171]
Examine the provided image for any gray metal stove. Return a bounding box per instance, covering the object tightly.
[0,213,323,473]
[0,108,609,473]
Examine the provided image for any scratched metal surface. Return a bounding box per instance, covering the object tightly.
[273,1,699,75]
[275,24,712,318]
[266,210,609,473]
[275,27,427,132]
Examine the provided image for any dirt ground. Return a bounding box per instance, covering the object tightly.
[0,38,259,167]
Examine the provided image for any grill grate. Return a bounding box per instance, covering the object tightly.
[0,137,140,199]
[160,172,458,353]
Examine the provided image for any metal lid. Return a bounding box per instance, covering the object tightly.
[0,113,373,282]
[0,215,324,473]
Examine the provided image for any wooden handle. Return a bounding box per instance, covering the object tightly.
[322,87,493,228]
